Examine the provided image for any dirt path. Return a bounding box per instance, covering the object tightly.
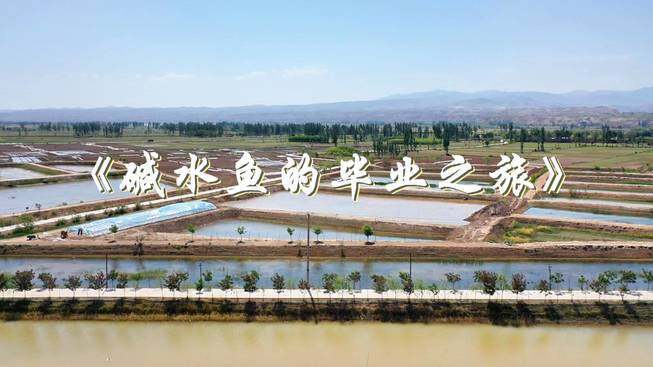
[2,234,652,260]
[448,173,548,242]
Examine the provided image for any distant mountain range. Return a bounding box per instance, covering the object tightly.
[1,87,653,123]
[381,88,653,110]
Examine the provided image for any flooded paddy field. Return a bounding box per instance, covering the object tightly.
[227,191,485,225]
[0,167,47,180]
[523,207,653,226]
[195,218,429,242]
[1,257,650,290]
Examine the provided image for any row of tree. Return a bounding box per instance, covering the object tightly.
[71,122,126,137]
[9,121,653,149]
[189,224,375,244]
[2,268,651,299]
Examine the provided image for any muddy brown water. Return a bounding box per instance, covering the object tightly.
[0,321,651,367]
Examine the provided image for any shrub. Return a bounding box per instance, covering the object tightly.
[271,273,285,293]
[325,146,358,158]
[321,273,337,293]
[288,134,328,143]
[371,274,388,294]
[14,269,35,291]
[218,275,234,291]
[241,271,260,293]
[398,272,414,294]
[473,270,498,295]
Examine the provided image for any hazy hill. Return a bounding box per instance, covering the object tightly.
[1,88,652,123]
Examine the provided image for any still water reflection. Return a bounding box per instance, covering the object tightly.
[1,257,650,289]
[0,178,131,214]
[196,219,429,241]
[228,191,484,225]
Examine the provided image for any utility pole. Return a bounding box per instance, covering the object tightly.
[306,213,311,285]
[409,253,412,280]
[105,253,108,289]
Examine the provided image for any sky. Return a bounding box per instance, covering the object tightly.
[1,0,652,109]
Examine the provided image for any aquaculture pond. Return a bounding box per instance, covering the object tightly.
[195,219,430,242]
[371,176,491,192]
[227,191,485,225]
[1,257,650,290]
[0,167,45,180]
[0,179,172,215]
[537,197,653,209]
[563,188,653,195]
[1,322,652,367]
[524,207,653,226]
[51,164,93,173]
[0,178,132,215]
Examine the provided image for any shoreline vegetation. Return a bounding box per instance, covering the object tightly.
[1,266,651,324]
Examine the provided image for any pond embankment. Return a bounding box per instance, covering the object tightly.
[2,237,652,260]
[1,296,651,325]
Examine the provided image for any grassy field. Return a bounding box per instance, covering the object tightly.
[0,133,321,150]
[501,222,653,244]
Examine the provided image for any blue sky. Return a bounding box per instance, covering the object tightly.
[1,0,652,108]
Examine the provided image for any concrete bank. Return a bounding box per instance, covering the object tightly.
[3,288,652,302]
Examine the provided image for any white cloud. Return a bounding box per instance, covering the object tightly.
[149,72,195,81]
[234,66,328,80]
